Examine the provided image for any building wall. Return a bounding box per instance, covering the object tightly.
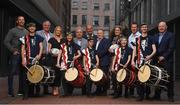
[71,0,115,37]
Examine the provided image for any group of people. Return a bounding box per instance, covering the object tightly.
[4,16,175,102]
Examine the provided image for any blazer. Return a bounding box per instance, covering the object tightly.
[36,30,53,54]
[154,31,175,62]
[74,37,88,51]
[95,38,111,66]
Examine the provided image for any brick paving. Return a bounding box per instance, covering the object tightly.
[0,76,180,104]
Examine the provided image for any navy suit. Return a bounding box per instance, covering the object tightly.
[153,31,175,99]
[94,37,111,95]
[96,38,111,67]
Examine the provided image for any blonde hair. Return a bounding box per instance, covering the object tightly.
[53,26,62,36]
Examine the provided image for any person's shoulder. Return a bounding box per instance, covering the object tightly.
[36,30,43,33]
[126,46,133,52]
[49,37,55,41]
[36,34,44,40]
[82,38,87,42]
[9,27,18,32]
[166,31,174,36]
[36,30,43,35]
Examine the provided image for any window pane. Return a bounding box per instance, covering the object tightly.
[104,3,110,11]
[104,16,110,26]
[93,16,99,26]
[82,2,87,10]
[94,3,99,10]
[82,15,87,25]
[72,15,77,25]
[72,1,79,10]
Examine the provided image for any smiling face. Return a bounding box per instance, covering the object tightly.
[131,24,138,34]
[120,38,127,47]
[97,29,104,39]
[158,22,167,33]
[76,28,83,39]
[16,16,25,27]
[88,40,94,47]
[86,25,93,35]
[141,24,148,33]
[54,26,62,37]
[114,27,121,36]
[43,21,51,32]
[67,34,73,42]
[28,26,36,34]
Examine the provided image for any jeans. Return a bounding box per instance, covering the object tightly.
[8,54,21,94]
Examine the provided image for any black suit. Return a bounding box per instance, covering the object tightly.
[153,31,175,99]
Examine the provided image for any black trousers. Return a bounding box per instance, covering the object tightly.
[111,72,122,96]
[85,75,93,95]
[137,83,151,98]
[154,61,174,99]
[40,54,52,94]
[52,67,61,87]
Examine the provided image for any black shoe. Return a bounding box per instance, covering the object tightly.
[112,95,120,99]
[124,94,128,98]
[145,96,150,100]
[35,93,40,97]
[87,93,93,98]
[8,93,14,97]
[168,98,174,102]
[110,92,115,96]
[136,97,143,101]
[92,91,100,96]
[44,92,51,95]
[22,96,28,100]
[151,96,161,100]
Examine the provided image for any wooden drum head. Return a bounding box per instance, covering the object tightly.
[138,65,151,83]
[90,68,103,82]
[116,68,126,82]
[27,65,44,84]
[65,67,78,81]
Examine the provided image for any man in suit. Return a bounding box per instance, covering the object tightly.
[94,29,111,96]
[83,25,97,42]
[153,21,175,102]
[74,26,88,50]
[36,20,53,95]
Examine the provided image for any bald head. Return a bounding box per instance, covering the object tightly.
[158,21,167,33]
[86,25,93,35]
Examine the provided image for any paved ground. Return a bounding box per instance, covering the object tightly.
[0,76,180,104]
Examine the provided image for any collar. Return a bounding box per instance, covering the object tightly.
[159,31,166,36]
[130,31,141,37]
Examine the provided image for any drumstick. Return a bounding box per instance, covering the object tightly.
[141,64,147,73]
[24,66,33,75]
[90,72,95,76]
[95,68,98,77]
[133,65,143,73]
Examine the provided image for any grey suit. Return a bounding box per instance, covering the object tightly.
[36,30,53,54]
[74,37,88,50]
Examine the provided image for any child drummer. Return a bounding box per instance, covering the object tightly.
[20,23,44,99]
[82,38,99,97]
[111,36,132,98]
[56,32,81,96]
